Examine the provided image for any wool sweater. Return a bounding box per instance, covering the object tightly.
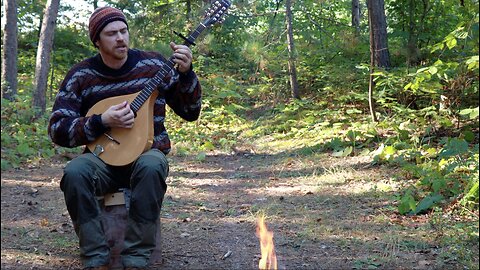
[48,48,202,155]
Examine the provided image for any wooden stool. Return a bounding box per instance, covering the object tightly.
[98,189,162,269]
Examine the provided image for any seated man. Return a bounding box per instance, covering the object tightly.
[48,6,202,270]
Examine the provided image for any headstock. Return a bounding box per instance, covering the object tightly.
[203,0,231,27]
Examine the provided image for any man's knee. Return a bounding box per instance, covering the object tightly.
[129,150,169,222]
[61,156,96,192]
[134,149,169,181]
[61,155,103,225]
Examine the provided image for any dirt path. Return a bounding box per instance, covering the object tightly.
[1,150,451,269]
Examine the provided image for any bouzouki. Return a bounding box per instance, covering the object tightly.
[86,0,231,166]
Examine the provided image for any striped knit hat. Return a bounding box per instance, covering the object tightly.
[89,6,128,44]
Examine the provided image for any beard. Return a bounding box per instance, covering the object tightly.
[99,41,129,62]
[110,44,129,60]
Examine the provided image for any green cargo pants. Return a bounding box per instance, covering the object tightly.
[60,149,169,268]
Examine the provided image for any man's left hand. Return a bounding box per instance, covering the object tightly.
[170,42,192,73]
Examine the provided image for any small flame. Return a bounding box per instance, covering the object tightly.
[256,215,277,270]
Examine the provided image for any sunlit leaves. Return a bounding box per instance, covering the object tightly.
[459,107,480,120]
[431,25,473,53]
[445,35,458,50]
[465,55,479,70]
[332,146,353,157]
[460,181,479,208]
[398,191,416,215]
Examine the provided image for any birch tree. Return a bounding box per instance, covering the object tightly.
[32,0,60,116]
[1,0,18,101]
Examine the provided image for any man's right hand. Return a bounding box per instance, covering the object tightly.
[101,101,135,128]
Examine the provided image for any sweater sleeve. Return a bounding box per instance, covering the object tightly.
[48,69,108,148]
[165,66,202,121]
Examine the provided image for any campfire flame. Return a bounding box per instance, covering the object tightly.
[256,215,277,270]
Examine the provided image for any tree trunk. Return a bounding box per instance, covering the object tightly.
[33,0,60,117]
[406,0,420,66]
[367,0,378,122]
[367,0,390,68]
[37,12,44,38]
[285,0,300,99]
[49,56,56,100]
[351,0,361,36]
[186,0,192,20]
[1,0,18,101]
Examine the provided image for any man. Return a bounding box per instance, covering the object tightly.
[48,6,201,270]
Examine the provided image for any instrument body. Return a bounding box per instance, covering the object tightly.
[86,91,159,166]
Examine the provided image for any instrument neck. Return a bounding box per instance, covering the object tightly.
[129,23,206,113]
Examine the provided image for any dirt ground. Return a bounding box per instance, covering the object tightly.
[0,147,473,270]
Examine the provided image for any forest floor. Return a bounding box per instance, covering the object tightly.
[1,142,478,270]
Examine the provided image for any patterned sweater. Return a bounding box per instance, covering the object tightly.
[48,49,202,155]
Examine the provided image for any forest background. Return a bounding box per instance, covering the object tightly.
[1,0,479,268]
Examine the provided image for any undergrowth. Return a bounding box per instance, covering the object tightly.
[2,62,478,217]
[1,50,478,270]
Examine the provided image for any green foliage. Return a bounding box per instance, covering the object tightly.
[1,97,53,169]
[375,133,479,215]
[366,15,479,215]
[461,180,479,209]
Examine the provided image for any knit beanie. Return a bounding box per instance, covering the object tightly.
[89,6,128,44]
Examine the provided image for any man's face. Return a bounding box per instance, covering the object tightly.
[96,21,129,60]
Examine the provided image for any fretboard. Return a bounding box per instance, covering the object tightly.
[129,23,207,113]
